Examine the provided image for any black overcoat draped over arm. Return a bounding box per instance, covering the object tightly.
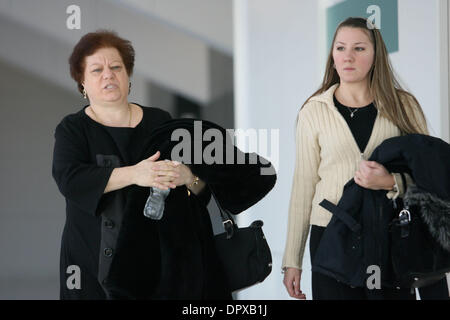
[106,118,277,299]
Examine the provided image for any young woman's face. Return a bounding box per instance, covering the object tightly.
[332,27,375,85]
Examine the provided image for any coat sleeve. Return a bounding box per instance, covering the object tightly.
[52,120,115,215]
[386,172,414,200]
[282,104,321,271]
[193,183,212,207]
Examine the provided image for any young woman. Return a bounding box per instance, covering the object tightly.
[281,17,446,300]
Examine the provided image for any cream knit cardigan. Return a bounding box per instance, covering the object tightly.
[282,83,428,271]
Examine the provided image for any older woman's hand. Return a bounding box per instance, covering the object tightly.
[354,160,395,191]
[154,161,194,187]
[132,151,179,190]
[154,161,206,195]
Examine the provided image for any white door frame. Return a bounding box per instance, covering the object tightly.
[439,0,449,142]
[438,0,450,295]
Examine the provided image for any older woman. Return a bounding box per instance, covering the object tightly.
[52,30,224,299]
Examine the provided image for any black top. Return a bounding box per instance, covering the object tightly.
[52,104,171,299]
[333,95,377,153]
[103,126,134,164]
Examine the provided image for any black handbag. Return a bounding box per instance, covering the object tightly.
[389,200,450,289]
[212,193,272,292]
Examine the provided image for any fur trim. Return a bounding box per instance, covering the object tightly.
[404,185,450,252]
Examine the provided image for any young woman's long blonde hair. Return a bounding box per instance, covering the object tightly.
[302,17,427,135]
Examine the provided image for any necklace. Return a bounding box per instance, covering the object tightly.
[90,103,132,127]
[346,106,359,118]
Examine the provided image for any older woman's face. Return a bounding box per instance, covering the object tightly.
[82,47,129,105]
[332,27,375,85]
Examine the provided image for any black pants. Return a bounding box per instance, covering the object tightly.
[310,225,449,300]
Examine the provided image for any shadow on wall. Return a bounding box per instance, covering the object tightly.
[0,57,87,299]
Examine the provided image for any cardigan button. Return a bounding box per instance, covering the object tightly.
[104,219,114,229]
[104,248,114,257]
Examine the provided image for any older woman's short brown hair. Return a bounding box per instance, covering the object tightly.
[69,29,135,94]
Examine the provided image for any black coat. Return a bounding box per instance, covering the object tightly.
[105,118,277,299]
[312,134,450,289]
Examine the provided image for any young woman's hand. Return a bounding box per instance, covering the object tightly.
[283,268,306,299]
[354,160,395,190]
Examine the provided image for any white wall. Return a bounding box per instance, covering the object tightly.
[391,0,444,140]
[0,0,214,104]
[234,0,320,300]
[113,0,233,54]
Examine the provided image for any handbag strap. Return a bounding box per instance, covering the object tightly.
[319,199,362,233]
[210,188,236,239]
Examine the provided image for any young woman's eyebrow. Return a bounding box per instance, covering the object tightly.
[335,41,368,45]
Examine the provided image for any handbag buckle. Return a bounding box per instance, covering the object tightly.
[398,209,411,226]
[223,219,234,239]
[397,208,411,238]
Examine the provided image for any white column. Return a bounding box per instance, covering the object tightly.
[233,0,320,300]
